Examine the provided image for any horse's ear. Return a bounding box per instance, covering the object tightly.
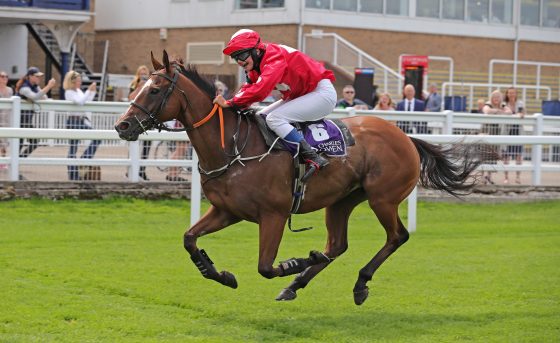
[162,50,171,73]
[151,51,163,70]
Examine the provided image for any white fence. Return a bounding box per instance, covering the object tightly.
[1,97,560,230]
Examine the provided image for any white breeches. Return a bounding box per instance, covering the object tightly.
[258,79,337,138]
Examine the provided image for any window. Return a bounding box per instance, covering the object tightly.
[521,0,540,25]
[542,0,560,28]
[360,0,383,13]
[467,0,489,22]
[236,0,284,9]
[334,0,357,11]
[187,43,224,64]
[306,0,330,9]
[417,0,440,18]
[386,0,409,15]
[443,0,464,20]
[263,0,284,7]
[490,0,512,23]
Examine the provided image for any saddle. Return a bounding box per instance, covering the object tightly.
[245,109,355,219]
[250,111,355,157]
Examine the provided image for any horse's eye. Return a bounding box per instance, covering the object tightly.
[150,88,160,95]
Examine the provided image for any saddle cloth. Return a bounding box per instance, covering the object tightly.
[251,113,355,157]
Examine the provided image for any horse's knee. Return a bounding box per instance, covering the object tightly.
[399,229,409,246]
[258,265,275,279]
[387,229,409,251]
[183,232,197,252]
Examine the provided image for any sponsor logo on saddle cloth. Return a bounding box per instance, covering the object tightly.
[285,120,348,157]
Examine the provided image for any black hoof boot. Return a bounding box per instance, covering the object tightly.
[219,271,238,289]
[353,286,369,306]
[275,288,297,301]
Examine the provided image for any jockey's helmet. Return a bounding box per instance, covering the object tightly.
[223,29,262,57]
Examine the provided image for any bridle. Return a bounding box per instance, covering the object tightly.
[130,69,190,133]
[127,66,265,181]
[129,67,227,148]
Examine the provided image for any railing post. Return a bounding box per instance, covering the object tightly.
[407,186,417,233]
[532,113,543,185]
[9,96,21,181]
[128,140,140,182]
[190,151,201,227]
[444,110,454,135]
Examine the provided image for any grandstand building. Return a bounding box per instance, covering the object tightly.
[1,0,559,111]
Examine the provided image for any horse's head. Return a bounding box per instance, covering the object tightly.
[115,50,188,141]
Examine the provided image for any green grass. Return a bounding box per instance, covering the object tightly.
[1,198,559,342]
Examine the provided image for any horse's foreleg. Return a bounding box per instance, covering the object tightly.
[276,191,364,301]
[184,205,241,288]
[353,201,409,305]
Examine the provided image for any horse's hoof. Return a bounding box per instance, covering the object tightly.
[275,288,297,301]
[219,271,238,289]
[353,287,369,305]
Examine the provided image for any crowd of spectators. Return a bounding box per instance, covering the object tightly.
[0,63,534,184]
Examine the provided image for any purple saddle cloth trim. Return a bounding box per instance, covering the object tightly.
[281,119,347,157]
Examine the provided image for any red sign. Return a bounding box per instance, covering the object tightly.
[401,55,429,75]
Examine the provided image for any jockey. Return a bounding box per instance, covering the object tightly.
[213,28,337,180]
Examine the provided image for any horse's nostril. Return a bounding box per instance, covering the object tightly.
[118,122,130,131]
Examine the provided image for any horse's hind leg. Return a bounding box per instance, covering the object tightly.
[353,201,409,305]
[276,190,365,301]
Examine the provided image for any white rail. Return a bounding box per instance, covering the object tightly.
[303,32,403,95]
[2,97,560,231]
[440,81,552,112]
[488,59,560,99]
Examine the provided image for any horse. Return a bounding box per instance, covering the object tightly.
[115,51,491,305]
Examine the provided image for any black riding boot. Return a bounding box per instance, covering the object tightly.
[299,140,329,182]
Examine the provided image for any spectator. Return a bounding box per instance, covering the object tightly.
[0,71,13,169]
[472,98,486,113]
[396,84,427,133]
[503,87,525,184]
[424,83,442,112]
[63,70,99,180]
[214,80,229,98]
[481,90,512,185]
[214,28,337,181]
[128,65,152,181]
[373,92,395,111]
[166,121,189,182]
[336,85,370,110]
[15,67,56,159]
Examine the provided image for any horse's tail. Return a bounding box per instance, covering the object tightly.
[410,137,498,197]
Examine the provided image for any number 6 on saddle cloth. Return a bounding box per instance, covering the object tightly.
[252,113,355,159]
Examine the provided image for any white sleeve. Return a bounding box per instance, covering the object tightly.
[19,86,47,101]
[65,89,88,105]
[85,89,96,102]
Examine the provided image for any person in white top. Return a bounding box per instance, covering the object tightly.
[63,70,99,180]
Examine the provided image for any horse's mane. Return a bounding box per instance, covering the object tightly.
[171,59,216,99]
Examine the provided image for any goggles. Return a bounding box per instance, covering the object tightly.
[232,49,252,62]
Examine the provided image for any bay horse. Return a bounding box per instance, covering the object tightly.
[115,51,489,305]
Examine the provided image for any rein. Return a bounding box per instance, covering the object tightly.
[193,104,225,149]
